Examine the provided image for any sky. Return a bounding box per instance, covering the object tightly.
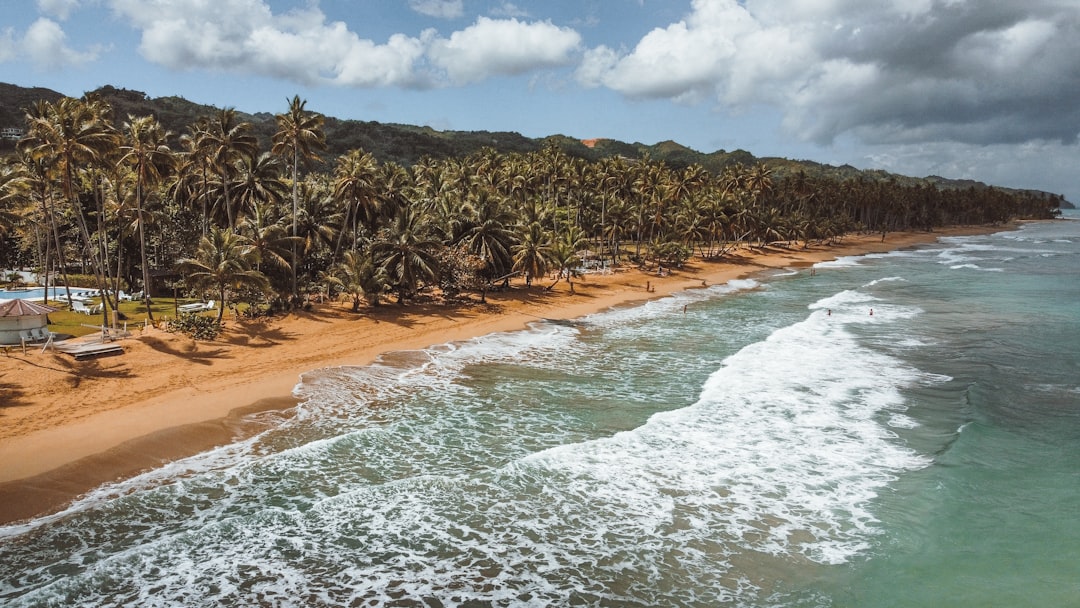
[2,0,1079,203]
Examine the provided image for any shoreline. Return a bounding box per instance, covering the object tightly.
[0,225,1015,525]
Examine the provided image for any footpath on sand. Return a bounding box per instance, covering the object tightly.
[0,226,1011,525]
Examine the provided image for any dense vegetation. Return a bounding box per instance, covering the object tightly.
[0,91,1063,324]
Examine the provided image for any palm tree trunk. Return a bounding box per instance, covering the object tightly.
[62,163,112,319]
[137,179,155,323]
[38,221,51,305]
[217,285,227,323]
[291,148,299,301]
[200,165,209,237]
[42,188,75,306]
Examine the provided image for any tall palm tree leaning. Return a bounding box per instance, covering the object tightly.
[178,226,270,323]
[272,95,326,303]
[20,97,118,311]
[119,115,174,323]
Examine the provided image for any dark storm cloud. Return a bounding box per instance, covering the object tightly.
[579,0,1080,146]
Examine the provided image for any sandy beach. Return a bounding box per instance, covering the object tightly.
[0,226,1010,524]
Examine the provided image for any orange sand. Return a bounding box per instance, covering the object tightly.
[0,226,1009,523]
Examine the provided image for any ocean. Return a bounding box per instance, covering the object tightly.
[2,215,1077,607]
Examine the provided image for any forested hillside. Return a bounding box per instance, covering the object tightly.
[2,83,1069,207]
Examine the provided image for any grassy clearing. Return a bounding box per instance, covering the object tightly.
[45,298,217,337]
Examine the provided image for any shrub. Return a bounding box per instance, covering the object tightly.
[652,241,691,267]
[167,313,221,340]
[56,274,100,288]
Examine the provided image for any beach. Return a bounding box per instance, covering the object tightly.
[0,226,1009,525]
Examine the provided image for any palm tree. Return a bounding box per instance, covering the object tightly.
[378,162,411,229]
[273,95,326,300]
[0,161,29,237]
[199,108,258,231]
[455,189,517,286]
[546,225,586,293]
[101,168,142,301]
[371,206,440,305]
[119,114,174,321]
[20,97,119,309]
[231,152,287,225]
[173,117,214,237]
[512,221,552,288]
[178,226,270,323]
[326,248,387,311]
[238,200,299,278]
[332,149,381,257]
[14,140,68,304]
[745,162,774,209]
[292,178,341,293]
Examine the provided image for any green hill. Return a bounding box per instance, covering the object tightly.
[0,82,1072,208]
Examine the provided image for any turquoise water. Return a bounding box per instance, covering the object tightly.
[1,216,1077,607]
[0,287,66,302]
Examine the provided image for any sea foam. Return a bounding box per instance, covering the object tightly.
[0,279,938,607]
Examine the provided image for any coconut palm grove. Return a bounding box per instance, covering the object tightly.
[0,92,1064,329]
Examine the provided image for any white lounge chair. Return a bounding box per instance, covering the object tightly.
[74,299,104,314]
[178,300,215,313]
[32,327,55,351]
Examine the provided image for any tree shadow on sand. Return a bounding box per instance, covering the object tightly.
[0,378,32,409]
[1,352,138,396]
[38,352,135,388]
[139,336,231,366]
[218,324,294,348]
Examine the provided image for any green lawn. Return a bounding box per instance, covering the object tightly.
[46,298,216,337]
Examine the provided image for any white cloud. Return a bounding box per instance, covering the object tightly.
[22,17,99,69]
[577,45,619,89]
[336,32,431,88]
[109,0,432,86]
[408,0,464,20]
[577,0,748,100]
[490,3,530,19]
[107,0,582,89]
[0,28,16,63]
[428,17,581,85]
[579,0,1080,147]
[36,0,81,20]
